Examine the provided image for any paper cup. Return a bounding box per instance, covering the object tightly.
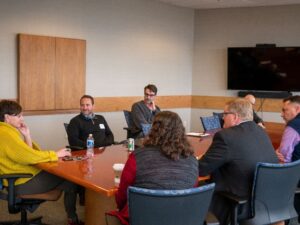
[113,163,125,186]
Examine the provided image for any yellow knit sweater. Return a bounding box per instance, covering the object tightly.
[0,122,58,186]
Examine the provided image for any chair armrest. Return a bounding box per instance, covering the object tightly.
[0,174,32,180]
[218,191,248,205]
[0,173,33,214]
[295,187,300,194]
[205,211,219,225]
[0,173,32,189]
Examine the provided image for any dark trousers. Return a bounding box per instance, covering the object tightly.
[294,182,300,223]
[15,171,79,220]
[210,192,250,225]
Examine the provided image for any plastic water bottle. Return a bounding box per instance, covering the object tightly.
[86,134,94,158]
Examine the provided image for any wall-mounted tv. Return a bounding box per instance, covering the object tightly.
[227,47,300,91]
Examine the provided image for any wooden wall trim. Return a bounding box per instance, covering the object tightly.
[192,96,235,110]
[93,95,192,112]
[2,95,283,115]
[191,95,283,113]
[94,96,141,112]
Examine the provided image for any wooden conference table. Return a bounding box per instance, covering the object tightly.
[36,135,213,225]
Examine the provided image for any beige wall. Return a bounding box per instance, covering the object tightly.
[191,5,300,132]
[0,0,194,148]
[1,1,300,148]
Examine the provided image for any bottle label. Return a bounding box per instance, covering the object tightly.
[87,139,94,148]
[128,138,134,151]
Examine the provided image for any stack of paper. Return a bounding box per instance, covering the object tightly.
[186,132,210,137]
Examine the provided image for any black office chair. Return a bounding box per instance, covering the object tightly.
[200,115,221,132]
[0,173,61,225]
[63,123,69,132]
[63,123,84,151]
[221,160,300,225]
[123,110,139,139]
[128,183,218,225]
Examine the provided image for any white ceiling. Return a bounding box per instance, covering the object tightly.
[155,0,300,9]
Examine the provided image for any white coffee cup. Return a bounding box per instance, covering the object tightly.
[112,163,125,186]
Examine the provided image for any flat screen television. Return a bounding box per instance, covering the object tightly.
[227,47,300,91]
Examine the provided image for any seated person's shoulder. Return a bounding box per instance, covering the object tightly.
[215,125,241,138]
[95,114,105,120]
[134,146,156,156]
[69,114,82,124]
[95,115,111,127]
[131,101,142,109]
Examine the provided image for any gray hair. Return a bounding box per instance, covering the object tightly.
[226,98,253,121]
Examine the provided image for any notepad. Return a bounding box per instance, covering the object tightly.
[186,132,210,137]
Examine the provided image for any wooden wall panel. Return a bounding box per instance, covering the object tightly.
[192,95,283,112]
[19,34,56,110]
[94,96,141,112]
[253,98,282,112]
[15,95,284,115]
[55,38,86,110]
[156,95,192,109]
[192,96,235,110]
[93,95,191,112]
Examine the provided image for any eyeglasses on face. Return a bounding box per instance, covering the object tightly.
[144,93,156,97]
[222,112,235,117]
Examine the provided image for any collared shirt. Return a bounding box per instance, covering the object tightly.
[279,126,300,163]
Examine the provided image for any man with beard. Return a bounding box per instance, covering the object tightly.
[67,95,114,148]
[131,84,161,138]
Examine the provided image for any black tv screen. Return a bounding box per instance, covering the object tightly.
[227,47,300,91]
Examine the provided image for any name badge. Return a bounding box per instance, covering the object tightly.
[99,124,105,129]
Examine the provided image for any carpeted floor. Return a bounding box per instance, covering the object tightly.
[1,197,299,225]
[0,195,84,225]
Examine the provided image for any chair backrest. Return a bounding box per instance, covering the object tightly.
[141,123,151,136]
[242,160,300,225]
[128,183,215,225]
[212,112,224,128]
[123,110,134,128]
[63,123,69,132]
[200,115,221,132]
[0,177,2,190]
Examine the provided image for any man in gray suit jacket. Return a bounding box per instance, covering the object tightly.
[198,99,278,225]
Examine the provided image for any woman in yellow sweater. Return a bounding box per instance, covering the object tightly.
[0,100,83,225]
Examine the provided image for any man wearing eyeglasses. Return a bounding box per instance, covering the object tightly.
[131,84,160,138]
[198,99,278,225]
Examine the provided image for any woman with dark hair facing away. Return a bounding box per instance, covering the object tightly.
[107,111,199,225]
[0,100,83,225]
